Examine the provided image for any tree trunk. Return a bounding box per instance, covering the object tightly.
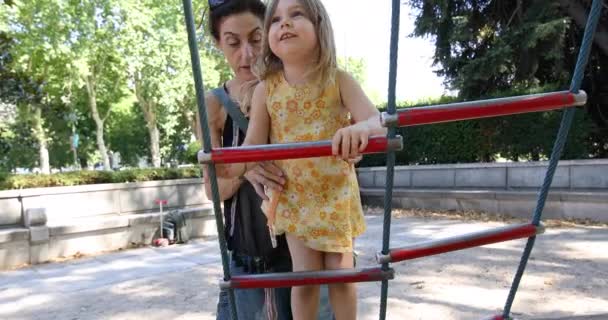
[140,100,161,168]
[558,0,608,56]
[85,75,111,170]
[32,107,50,174]
[185,108,199,141]
[147,121,161,167]
[134,75,162,168]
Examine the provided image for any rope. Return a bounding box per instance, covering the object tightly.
[0,195,39,200]
[379,0,401,319]
[181,0,237,318]
[502,0,604,317]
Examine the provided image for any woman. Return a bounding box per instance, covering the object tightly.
[197,0,333,319]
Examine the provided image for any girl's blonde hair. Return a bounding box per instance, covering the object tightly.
[256,0,337,87]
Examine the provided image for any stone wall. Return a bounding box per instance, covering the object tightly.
[0,178,215,270]
[0,206,217,270]
[358,159,608,222]
[357,159,608,191]
[0,178,208,226]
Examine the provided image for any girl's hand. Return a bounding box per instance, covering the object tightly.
[331,122,371,161]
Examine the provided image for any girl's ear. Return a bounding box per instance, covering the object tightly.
[213,37,220,49]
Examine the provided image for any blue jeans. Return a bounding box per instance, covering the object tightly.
[216,257,334,320]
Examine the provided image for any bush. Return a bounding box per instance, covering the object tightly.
[0,167,202,191]
[358,88,602,167]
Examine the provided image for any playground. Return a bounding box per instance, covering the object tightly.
[1,0,607,319]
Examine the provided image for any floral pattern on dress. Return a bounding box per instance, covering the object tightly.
[261,72,366,253]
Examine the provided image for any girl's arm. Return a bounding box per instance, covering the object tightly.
[215,81,271,178]
[197,93,244,201]
[332,70,387,160]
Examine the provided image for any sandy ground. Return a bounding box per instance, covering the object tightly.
[1,212,607,320]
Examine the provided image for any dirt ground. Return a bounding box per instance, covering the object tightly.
[1,209,607,320]
[357,209,608,319]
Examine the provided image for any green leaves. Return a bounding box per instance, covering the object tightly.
[401,0,607,162]
[122,0,223,166]
[2,0,230,172]
[338,56,367,85]
[360,85,599,167]
[0,167,202,190]
[409,0,571,97]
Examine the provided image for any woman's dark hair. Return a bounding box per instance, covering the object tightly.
[208,0,266,40]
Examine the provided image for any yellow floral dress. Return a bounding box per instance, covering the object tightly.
[261,72,366,253]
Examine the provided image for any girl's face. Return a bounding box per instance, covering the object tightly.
[268,0,317,65]
[216,12,263,82]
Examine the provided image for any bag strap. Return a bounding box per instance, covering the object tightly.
[211,87,248,133]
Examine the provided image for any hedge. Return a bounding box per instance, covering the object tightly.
[359,90,602,167]
[0,167,202,191]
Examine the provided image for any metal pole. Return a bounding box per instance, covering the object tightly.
[181,0,237,318]
[198,136,403,164]
[376,223,544,264]
[381,91,587,128]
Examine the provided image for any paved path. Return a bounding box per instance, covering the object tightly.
[1,216,607,320]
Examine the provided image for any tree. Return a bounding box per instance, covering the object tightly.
[1,31,17,134]
[105,94,148,167]
[122,0,221,167]
[409,0,608,159]
[1,2,52,173]
[4,0,129,172]
[338,56,383,105]
[558,0,608,56]
[338,56,368,85]
[3,0,236,173]
[65,0,129,170]
[410,1,570,96]
[0,45,44,172]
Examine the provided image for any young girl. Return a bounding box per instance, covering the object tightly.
[217,0,386,318]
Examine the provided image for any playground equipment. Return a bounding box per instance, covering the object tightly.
[181,0,604,319]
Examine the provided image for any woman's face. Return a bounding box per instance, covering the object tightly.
[216,12,263,82]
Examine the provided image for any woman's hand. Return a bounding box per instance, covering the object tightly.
[347,155,363,164]
[244,162,286,200]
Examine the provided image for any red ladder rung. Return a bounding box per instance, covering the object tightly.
[381,90,587,128]
[377,223,544,264]
[220,267,395,289]
[198,135,403,164]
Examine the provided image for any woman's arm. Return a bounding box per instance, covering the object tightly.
[198,93,244,201]
[332,70,387,160]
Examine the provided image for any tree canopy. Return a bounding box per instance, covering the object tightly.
[0,0,230,172]
[1,0,605,174]
[407,0,607,160]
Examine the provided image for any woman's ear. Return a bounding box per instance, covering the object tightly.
[213,37,220,49]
